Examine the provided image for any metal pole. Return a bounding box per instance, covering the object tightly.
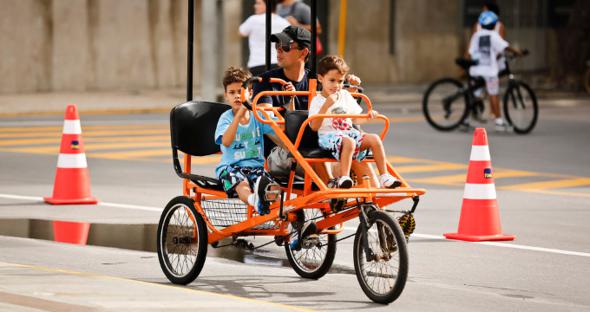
[337,0,347,57]
[265,0,271,71]
[310,0,317,78]
[201,0,217,100]
[186,0,194,101]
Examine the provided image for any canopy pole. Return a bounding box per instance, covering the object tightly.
[265,0,272,71]
[186,0,194,101]
[310,0,317,78]
[337,0,347,57]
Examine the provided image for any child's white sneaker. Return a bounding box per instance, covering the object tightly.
[337,176,353,189]
[380,173,401,189]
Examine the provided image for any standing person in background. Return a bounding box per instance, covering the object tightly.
[276,0,322,35]
[472,0,507,74]
[240,0,291,76]
[469,11,522,131]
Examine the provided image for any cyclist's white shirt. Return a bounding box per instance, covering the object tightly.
[468,28,508,77]
[476,22,506,71]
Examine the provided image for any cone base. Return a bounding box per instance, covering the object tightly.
[44,197,98,205]
[444,232,515,242]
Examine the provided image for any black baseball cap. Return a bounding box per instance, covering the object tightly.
[270,25,311,49]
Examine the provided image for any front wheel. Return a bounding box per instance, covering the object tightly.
[354,209,409,304]
[503,81,538,134]
[422,78,470,131]
[285,209,337,279]
[157,196,208,285]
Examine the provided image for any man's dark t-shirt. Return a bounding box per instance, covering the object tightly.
[252,68,310,111]
[252,68,311,156]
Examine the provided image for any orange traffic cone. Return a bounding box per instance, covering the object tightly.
[53,221,90,245]
[44,104,97,205]
[444,128,514,242]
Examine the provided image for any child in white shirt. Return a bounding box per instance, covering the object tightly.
[308,55,400,189]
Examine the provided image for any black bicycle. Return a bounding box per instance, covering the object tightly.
[422,50,538,134]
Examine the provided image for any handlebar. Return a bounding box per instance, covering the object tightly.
[504,48,529,61]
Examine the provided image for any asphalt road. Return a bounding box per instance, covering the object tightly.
[0,101,589,311]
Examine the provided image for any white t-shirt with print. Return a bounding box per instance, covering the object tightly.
[468,28,509,77]
[308,90,363,136]
[239,14,290,68]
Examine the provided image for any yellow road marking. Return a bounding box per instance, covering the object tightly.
[412,169,540,186]
[519,188,590,198]
[0,124,167,133]
[4,141,171,154]
[387,156,424,164]
[0,135,169,147]
[395,163,466,173]
[0,128,168,139]
[2,124,590,198]
[499,178,590,191]
[89,149,171,159]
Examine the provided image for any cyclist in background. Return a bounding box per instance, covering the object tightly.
[468,11,522,131]
[471,0,507,74]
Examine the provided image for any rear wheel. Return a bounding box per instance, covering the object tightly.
[285,208,337,279]
[503,81,538,134]
[354,209,408,304]
[157,196,208,285]
[423,78,470,131]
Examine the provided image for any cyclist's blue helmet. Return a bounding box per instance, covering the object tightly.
[479,11,498,29]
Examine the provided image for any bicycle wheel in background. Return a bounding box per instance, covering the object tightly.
[503,81,538,134]
[422,78,470,131]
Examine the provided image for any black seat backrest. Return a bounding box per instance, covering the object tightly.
[285,110,320,149]
[170,101,230,156]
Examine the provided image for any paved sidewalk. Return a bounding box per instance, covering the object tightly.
[0,85,587,117]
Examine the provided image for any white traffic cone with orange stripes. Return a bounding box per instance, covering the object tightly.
[44,104,97,205]
[444,128,514,242]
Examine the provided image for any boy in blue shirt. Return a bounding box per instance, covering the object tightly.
[215,67,280,215]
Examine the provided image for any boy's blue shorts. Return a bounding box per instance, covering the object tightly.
[218,165,273,198]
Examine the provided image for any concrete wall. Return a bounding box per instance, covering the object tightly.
[0,0,559,93]
[0,0,192,93]
[328,0,462,84]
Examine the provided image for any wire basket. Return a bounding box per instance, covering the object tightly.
[200,198,277,230]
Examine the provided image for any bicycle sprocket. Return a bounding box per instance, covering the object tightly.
[397,213,416,240]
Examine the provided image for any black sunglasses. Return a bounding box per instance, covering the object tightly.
[275,42,299,52]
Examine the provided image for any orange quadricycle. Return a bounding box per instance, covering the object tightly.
[156,0,425,304]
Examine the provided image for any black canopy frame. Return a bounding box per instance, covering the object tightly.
[185,0,319,101]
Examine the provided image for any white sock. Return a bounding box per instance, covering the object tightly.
[247,194,256,206]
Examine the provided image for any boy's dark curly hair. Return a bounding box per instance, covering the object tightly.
[318,55,350,76]
[222,66,252,90]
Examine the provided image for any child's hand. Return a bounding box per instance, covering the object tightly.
[325,92,339,106]
[282,82,295,92]
[368,110,379,119]
[236,104,248,117]
[346,74,362,86]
